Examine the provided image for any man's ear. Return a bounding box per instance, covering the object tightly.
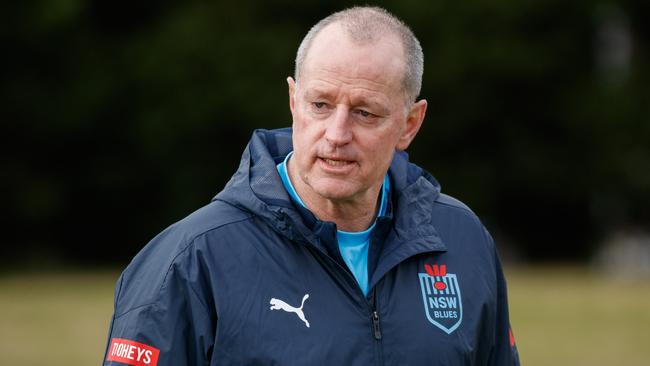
[396,99,427,151]
[287,77,296,115]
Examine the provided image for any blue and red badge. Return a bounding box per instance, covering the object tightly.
[418,264,463,334]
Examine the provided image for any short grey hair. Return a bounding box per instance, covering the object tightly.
[294,6,424,103]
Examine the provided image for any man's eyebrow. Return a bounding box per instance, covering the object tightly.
[352,96,391,115]
[304,88,336,100]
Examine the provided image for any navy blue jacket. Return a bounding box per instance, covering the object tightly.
[104,128,520,366]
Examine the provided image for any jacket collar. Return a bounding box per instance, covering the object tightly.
[214,128,447,270]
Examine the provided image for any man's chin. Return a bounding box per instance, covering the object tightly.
[312,184,357,202]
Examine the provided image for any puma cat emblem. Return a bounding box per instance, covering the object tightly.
[269,294,310,328]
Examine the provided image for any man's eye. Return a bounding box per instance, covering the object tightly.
[356,109,376,119]
[313,102,326,109]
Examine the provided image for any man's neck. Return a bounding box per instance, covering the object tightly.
[287,159,381,232]
[302,192,381,232]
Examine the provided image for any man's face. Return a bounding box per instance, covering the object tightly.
[288,24,426,204]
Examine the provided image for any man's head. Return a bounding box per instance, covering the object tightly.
[295,6,424,104]
[287,6,427,208]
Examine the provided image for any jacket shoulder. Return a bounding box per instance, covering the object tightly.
[435,193,475,215]
[431,193,495,248]
[173,199,254,239]
[113,200,253,315]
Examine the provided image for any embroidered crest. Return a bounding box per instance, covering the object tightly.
[418,264,463,334]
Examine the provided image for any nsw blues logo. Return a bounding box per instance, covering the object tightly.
[418,264,462,334]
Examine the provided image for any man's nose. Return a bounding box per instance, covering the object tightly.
[324,106,353,147]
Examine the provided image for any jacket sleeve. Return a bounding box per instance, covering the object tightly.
[488,241,521,366]
[103,250,216,366]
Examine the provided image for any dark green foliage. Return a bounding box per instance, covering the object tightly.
[2,1,648,264]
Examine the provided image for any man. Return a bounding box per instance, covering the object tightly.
[104,6,520,366]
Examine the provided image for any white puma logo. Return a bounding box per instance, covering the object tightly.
[269,294,310,328]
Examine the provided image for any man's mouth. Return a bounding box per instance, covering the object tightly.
[322,158,353,167]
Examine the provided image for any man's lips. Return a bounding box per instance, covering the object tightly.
[317,156,356,172]
[322,158,353,167]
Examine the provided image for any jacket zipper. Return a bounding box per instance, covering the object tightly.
[371,310,382,340]
[370,289,384,365]
[306,245,384,364]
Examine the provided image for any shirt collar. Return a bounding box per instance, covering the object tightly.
[276,151,390,234]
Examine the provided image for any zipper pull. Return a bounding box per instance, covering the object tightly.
[372,310,382,340]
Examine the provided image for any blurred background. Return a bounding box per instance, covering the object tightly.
[1,0,649,365]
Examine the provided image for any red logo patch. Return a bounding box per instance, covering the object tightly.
[424,264,448,290]
[106,338,160,366]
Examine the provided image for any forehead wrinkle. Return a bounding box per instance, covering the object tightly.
[304,73,396,98]
[306,80,391,105]
[312,66,396,89]
[304,86,336,100]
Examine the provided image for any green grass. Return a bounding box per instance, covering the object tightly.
[0,267,648,365]
[507,266,650,366]
[0,271,117,366]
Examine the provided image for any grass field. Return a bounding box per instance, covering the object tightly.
[0,267,648,365]
[507,266,650,365]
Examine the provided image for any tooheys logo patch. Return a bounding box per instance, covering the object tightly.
[106,338,160,366]
[418,264,463,334]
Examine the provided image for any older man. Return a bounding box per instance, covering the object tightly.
[104,6,520,366]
